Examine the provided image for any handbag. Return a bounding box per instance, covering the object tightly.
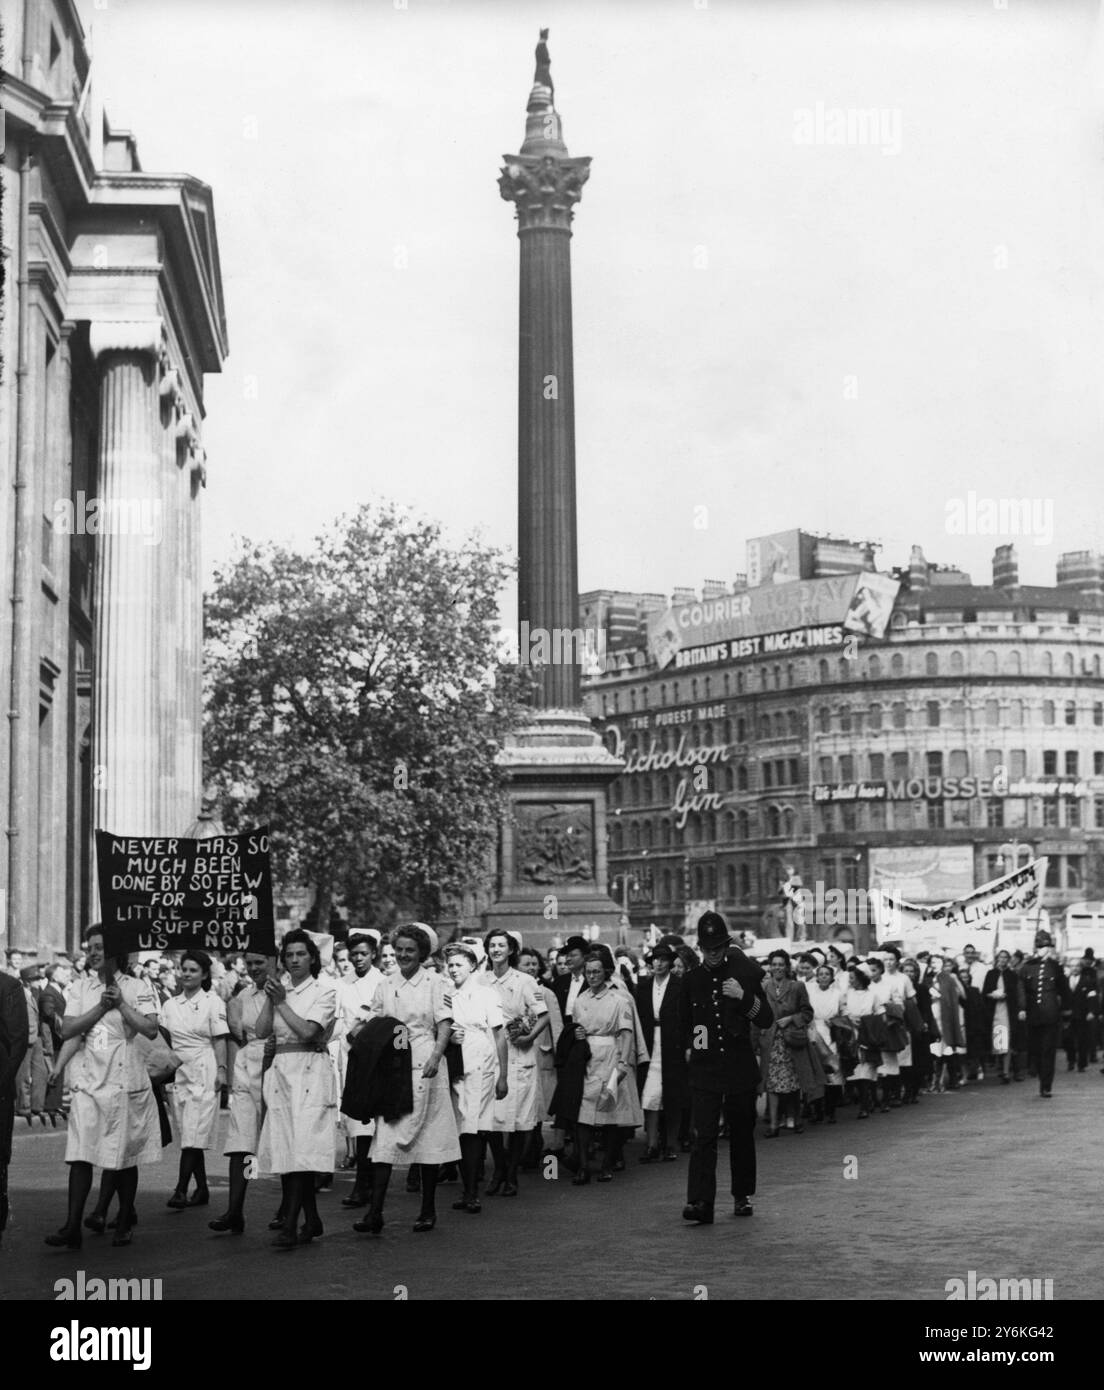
[782,1022,808,1049]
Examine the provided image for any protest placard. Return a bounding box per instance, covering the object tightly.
[94,826,276,957]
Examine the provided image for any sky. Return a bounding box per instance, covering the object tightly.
[76,0,1104,609]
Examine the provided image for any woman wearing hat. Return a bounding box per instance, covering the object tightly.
[444,942,508,1212]
[479,929,549,1197]
[635,943,686,1161]
[353,924,459,1235]
[44,925,161,1250]
[336,932,384,1207]
[255,930,338,1249]
[162,950,230,1210]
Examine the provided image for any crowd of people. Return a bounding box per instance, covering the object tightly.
[0,914,1095,1248]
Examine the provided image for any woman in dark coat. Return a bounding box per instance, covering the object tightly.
[634,945,688,1162]
[902,957,937,1097]
[981,949,1024,1085]
[958,966,987,1082]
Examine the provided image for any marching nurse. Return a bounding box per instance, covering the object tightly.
[256,930,338,1249]
[210,949,272,1234]
[678,912,772,1225]
[162,950,230,1209]
[45,925,160,1249]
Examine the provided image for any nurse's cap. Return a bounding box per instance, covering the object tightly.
[363,928,382,946]
[459,936,487,966]
[506,930,523,951]
[410,922,439,955]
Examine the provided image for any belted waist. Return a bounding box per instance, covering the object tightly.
[274,1042,320,1055]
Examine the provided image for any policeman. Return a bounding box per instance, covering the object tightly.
[1019,929,1071,1098]
[678,911,772,1225]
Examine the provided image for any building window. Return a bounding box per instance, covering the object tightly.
[768,806,781,837]
[984,748,1002,776]
[736,671,745,694]
[763,762,774,789]
[1007,700,1024,726]
[737,764,749,792]
[1046,858,1060,888]
[892,702,906,730]
[737,717,746,741]
[869,703,882,730]
[868,655,881,679]
[927,801,945,829]
[926,701,940,728]
[1095,797,1104,829]
[926,652,939,676]
[1066,751,1079,777]
[948,801,971,828]
[1065,701,1077,726]
[737,810,749,841]
[983,650,997,675]
[1064,797,1082,829]
[739,865,751,899]
[949,749,968,777]
[985,699,1000,727]
[1066,856,1084,890]
[821,804,835,831]
[1042,799,1059,828]
[818,707,830,734]
[783,807,796,838]
[1095,752,1104,776]
[1042,701,1055,726]
[759,716,771,739]
[869,802,886,831]
[1043,750,1057,776]
[926,751,943,777]
[788,710,800,737]
[818,659,830,684]
[691,679,698,702]
[841,805,857,832]
[1042,652,1054,676]
[1094,702,1103,727]
[839,705,851,733]
[986,799,1004,828]
[869,752,885,779]
[950,699,965,727]
[891,653,904,677]
[1064,652,1075,676]
[839,755,855,781]
[891,751,909,779]
[819,756,833,782]
[1006,651,1022,675]
[951,650,965,675]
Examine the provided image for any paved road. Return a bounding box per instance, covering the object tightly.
[2,1071,1099,1301]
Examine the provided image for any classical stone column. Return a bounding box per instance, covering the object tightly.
[90,320,163,840]
[499,49,591,712]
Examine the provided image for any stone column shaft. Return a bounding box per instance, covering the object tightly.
[91,327,162,839]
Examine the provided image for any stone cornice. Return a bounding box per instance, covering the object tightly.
[499,153,591,232]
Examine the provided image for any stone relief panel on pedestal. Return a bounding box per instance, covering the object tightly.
[513,801,595,885]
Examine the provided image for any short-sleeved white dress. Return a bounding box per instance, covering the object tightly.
[162,989,230,1150]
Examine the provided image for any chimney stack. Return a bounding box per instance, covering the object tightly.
[992,544,1018,589]
[1056,550,1104,598]
[701,579,727,599]
[908,544,929,592]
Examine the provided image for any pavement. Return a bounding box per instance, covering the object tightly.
[2,1069,1100,1301]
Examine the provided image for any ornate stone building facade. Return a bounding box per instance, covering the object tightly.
[1,0,227,954]
[584,542,1104,949]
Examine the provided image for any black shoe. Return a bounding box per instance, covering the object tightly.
[83,1214,106,1234]
[352,1214,384,1234]
[571,1170,591,1186]
[314,1173,333,1193]
[485,1172,506,1196]
[267,1215,287,1232]
[208,1213,245,1234]
[166,1190,188,1209]
[639,1147,661,1164]
[1041,1089,1053,1099]
[501,1181,519,1197]
[186,1188,210,1208]
[681,1202,713,1224]
[413,1212,436,1233]
[341,1189,368,1209]
[107,1211,138,1230]
[298,1218,323,1243]
[44,1227,82,1250]
[452,1196,482,1213]
[662,1149,679,1161]
[111,1225,134,1248]
[732,1198,753,1217]
[596,1169,613,1183]
[270,1231,299,1250]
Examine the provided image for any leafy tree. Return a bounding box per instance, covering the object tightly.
[204,503,524,930]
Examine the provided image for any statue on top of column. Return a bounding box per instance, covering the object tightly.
[534,28,554,98]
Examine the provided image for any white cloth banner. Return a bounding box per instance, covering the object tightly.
[871,858,1048,945]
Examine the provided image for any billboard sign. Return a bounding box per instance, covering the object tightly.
[868,845,975,903]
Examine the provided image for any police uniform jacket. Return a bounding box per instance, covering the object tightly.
[1021,956,1071,1028]
[678,951,773,1095]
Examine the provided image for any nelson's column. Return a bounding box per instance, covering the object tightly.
[484,32,624,945]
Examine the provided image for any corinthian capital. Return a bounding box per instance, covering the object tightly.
[499,153,591,231]
[89,319,164,360]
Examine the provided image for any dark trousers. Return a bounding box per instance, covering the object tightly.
[1027,1023,1060,1094]
[1073,1021,1094,1071]
[686,1088,758,1209]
